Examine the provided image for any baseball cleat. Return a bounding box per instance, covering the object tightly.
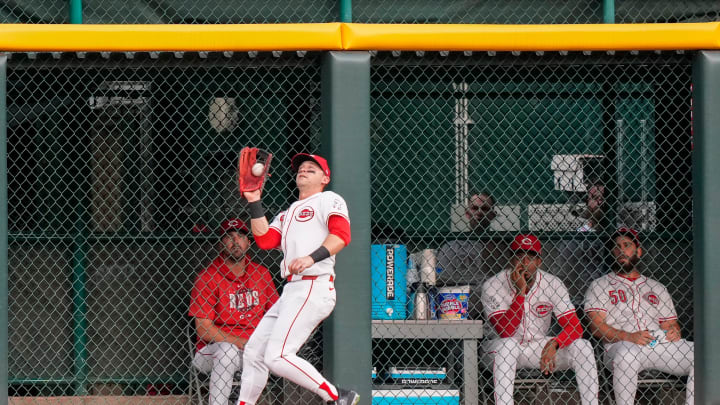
[334,388,360,405]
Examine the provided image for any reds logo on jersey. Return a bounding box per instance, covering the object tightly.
[534,302,553,317]
[229,288,260,312]
[643,292,660,305]
[296,207,315,222]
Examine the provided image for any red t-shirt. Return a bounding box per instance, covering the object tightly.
[188,256,279,350]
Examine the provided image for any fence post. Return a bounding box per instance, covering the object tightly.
[0,53,9,405]
[69,0,83,24]
[603,0,615,23]
[71,218,89,396]
[321,50,371,401]
[339,0,352,23]
[692,50,720,405]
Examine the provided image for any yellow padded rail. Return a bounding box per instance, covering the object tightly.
[0,23,343,52]
[1,22,719,52]
[342,22,720,51]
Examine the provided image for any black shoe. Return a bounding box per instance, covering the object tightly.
[334,388,360,405]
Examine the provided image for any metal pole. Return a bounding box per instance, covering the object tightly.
[0,53,9,405]
[603,0,615,24]
[71,219,89,396]
[339,0,352,23]
[692,50,720,405]
[69,0,83,24]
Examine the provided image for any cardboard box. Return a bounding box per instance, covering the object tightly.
[371,244,407,320]
[372,389,459,405]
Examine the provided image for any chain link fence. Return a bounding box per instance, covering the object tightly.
[2,5,703,405]
[1,1,719,24]
[5,48,696,405]
[7,52,325,404]
[369,52,693,405]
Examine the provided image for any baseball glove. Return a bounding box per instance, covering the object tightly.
[238,147,273,195]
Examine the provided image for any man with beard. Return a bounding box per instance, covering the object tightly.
[436,192,500,319]
[584,227,694,405]
[189,218,279,405]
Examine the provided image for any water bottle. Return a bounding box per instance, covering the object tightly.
[413,283,431,320]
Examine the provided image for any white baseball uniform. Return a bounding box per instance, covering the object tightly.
[585,273,694,405]
[481,269,599,405]
[238,191,350,405]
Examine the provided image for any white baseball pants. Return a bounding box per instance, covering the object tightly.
[238,278,338,404]
[482,337,599,405]
[605,339,694,405]
[193,342,243,405]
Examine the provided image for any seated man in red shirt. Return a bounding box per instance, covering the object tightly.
[188,218,279,405]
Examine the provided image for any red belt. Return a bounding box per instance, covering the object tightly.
[287,274,334,282]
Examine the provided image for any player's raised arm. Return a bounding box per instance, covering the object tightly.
[245,196,283,250]
[242,190,268,231]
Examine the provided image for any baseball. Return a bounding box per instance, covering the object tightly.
[252,163,264,176]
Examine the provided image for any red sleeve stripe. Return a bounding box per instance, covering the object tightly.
[659,316,678,321]
[557,309,575,318]
[585,307,607,313]
[489,310,506,318]
[327,212,350,221]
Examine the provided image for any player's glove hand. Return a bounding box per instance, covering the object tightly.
[238,147,273,197]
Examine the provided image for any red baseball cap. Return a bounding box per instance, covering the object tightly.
[291,153,331,178]
[510,234,542,255]
[219,218,249,236]
[612,227,640,247]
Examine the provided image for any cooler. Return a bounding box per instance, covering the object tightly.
[371,244,408,319]
[372,389,460,405]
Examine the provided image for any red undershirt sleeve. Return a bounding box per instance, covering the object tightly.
[555,311,583,348]
[328,215,351,246]
[489,294,525,337]
[254,228,281,250]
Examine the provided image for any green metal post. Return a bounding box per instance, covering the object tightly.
[69,0,83,24]
[0,53,9,405]
[603,0,615,23]
[692,50,720,405]
[321,51,371,402]
[339,0,352,23]
[71,213,89,395]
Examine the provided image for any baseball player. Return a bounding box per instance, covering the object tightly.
[480,234,599,405]
[237,153,359,405]
[188,218,279,405]
[584,227,694,405]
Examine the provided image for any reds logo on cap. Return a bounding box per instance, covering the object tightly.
[219,218,249,235]
[643,292,660,305]
[296,207,315,222]
[510,234,542,254]
[534,302,553,317]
